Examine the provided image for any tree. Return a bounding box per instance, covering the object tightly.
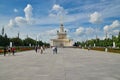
[23,37,36,46]
[0,34,9,46]
[73,42,79,47]
[117,32,120,48]
[10,37,23,46]
[38,41,44,46]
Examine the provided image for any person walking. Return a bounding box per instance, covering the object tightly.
[11,47,15,56]
[55,46,57,54]
[35,46,38,53]
[8,47,11,55]
[43,45,45,51]
[3,47,7,56]
[52,46,57,54]
[40,46,43,54]
[52,46,55,54]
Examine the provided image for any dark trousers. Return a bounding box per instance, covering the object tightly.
[4,52,6,56]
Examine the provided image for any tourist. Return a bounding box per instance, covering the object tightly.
[3,47,7,56]
[40,46,43,54]
[35,46,38,53]
[43,45,45,51]
[55,46,57,54]
[52,46,56,54]
[11,47,15,56]
[38,46,40,53]
[8,47,11,55]
[52,46,57,54]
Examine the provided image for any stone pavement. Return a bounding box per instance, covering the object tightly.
[0,48,120,80]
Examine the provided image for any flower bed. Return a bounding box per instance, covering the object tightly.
[19,47,34,51]
[91,47,105,51]
[90,47,120,53]
[0,47,34,54]
[0,49,3,53]
[108,48,120,53]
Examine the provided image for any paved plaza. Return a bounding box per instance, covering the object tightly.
[0,48,120,80]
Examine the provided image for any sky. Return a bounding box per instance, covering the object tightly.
[0,0,120,42]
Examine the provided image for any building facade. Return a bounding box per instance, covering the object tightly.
[50,24,73,47]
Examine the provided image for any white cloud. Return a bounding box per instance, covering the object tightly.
[49,13,56,17]
[15,17,27,25]
[103,20,120,32]
[7,19,18,28]
[24,4,33,23]
[49,4,67,17]
[75,27,102,41]
[89,12,102,24]
[111,20,120,28]
[52,4,63,11]
[75,27,96,37]
[103,25,109,32]
[112,30,120,35]
[46,29,58,36]
[7,4,33,28]
[14,8,18,13]
[35,28,58,42]
[75,27,84,36]
[85,27,95,35]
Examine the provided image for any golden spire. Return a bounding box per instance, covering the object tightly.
[59,15,64,32]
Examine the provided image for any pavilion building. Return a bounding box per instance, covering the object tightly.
[50,24,73,47]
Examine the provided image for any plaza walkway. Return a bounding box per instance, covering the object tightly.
[0,48,120,80]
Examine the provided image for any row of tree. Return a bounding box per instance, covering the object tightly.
[74,32,120,48]
[0,34,50,47]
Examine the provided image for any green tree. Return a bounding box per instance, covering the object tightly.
[23,37,36,46]
[10,37,23,46]
[117,32,120,48]
[0,34,9,47]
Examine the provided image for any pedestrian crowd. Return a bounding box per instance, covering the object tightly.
[35,45,46,54]
[3,46,16,56]
[2,45,58,56]
[52,46,57,54]
[35,46,58,54]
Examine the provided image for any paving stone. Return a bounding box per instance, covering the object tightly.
[0,48,120,80]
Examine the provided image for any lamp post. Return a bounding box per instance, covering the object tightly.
[109,33,116,48]
[36,34,41,47]
[94,43,96,47]
[36,36,37,46]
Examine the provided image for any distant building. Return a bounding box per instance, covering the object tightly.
[50,24,73,47]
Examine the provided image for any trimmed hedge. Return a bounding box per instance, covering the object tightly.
[91,47,105,51]
[90,47,120,53]
[108,48,120,53]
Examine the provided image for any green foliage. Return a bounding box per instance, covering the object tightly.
[0,34,9,47]
[0,34,50,47]
[73,42,79,47]
[23,37,36,46]
[10,37,23,46]
[74,32,120,48]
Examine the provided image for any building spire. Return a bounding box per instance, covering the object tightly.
[60,15,64,25]
[60,24,64,32]
[59,14,65,33]
[18,32,20,38]
[2,26,4,36]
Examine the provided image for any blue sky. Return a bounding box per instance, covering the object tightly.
[0,0,120,42]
